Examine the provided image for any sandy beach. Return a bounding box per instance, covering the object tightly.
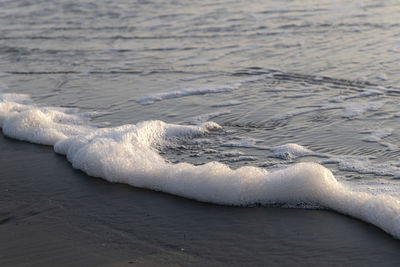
[1,134,400,266]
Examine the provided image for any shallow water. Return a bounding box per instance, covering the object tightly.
[1,0,400,241]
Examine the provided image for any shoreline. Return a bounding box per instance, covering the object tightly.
[1,134,400,266]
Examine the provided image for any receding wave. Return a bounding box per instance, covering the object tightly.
[1,92,400,239]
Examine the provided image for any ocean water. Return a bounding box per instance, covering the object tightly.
[1,0,400,241]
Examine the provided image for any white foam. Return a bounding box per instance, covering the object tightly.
[221,138,263,149]
[0,93,32,104]
[270,143,314,160]
[136,76,264,105]
[218,150,257,162]
[0,94,96,145]
[2,108,92,146]
[321,156,400,177]
[136,83,240,105]
[186,111,230,125]
[1,93,400,239]
[220,143,316,160]
[343,179,400,199]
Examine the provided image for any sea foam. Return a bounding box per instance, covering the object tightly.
[136,76,265,105]
[136,83,240,105]
[270,143,314,160]
[186,111,231,125]
[1,93,400,239]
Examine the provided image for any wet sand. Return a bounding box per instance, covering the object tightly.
[1,133,400,267]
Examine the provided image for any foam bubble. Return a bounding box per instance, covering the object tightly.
[270,143,313,160]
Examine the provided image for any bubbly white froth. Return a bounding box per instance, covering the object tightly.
[1,93,400,239]
[270,143,313,160]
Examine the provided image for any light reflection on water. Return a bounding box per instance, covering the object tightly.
[1,0,400,181]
